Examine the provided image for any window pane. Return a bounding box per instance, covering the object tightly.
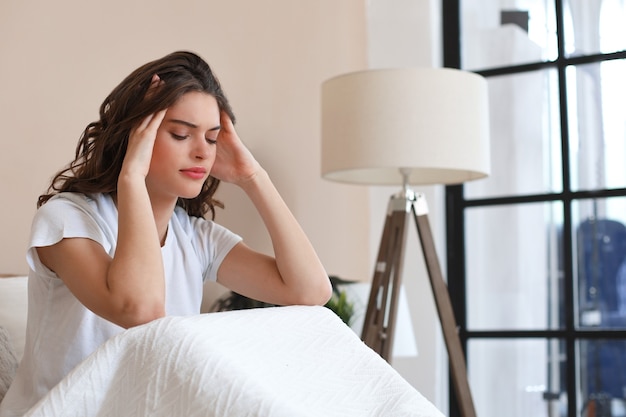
[574,198,626,330]
[461,0,557,71]
[578,339,626,415]
[469,338,566,417]
[466,202,563,330]
[464,69,562,199]
[568,60,626,192]
[564,0,626,57]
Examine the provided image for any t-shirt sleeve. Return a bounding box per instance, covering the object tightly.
[26,196,106,275]
[185,213,242,283]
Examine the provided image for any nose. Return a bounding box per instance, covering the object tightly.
[192,136,212,160]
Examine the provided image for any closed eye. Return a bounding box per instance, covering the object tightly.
[171,133,189,140]
[206,138,217,145]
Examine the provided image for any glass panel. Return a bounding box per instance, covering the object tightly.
[568,60,626,192]
[461,0,557,71]
[464,69,562,199]
[574,198,626,330]
[579,339,626,416]
[564,0,626,57]
[466,202,563,330]
[469,338,567,417]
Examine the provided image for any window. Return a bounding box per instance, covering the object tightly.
[443,1,626,416]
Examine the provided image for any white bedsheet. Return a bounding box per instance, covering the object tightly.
[25,306,443,417]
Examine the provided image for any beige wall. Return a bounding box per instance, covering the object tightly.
[0,0,370,282]
[0,0,447,409]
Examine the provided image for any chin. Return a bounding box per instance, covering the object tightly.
[179,188,204,200]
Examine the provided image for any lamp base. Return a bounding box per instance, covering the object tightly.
[361,190,477,417]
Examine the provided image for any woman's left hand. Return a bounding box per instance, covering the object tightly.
[210,111,261,187]
[212,113,332,307]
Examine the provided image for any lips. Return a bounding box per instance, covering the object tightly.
[180,167,207,180]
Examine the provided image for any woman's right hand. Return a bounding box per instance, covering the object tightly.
[106,74,168,327]
[38,77,171,330]
[120,75,166,180]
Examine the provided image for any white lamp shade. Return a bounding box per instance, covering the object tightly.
[321,68,490,185]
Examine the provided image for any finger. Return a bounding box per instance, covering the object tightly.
[219,111,237,136]
[147,109,167,131]
[135,112,157,132]
[133,109,167,136]
[145,74,163,100]
[149,74,165,90]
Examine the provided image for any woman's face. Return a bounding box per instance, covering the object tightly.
[145,91,221,203]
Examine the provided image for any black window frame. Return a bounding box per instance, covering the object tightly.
[442,1,626,416]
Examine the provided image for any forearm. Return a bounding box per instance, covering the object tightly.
[239,169,331,304]
[107,175,166,324]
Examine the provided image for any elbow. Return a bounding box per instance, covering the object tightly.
[114,301,166,329]
[318,279,333,305]
[125,310,166,329]
[297,276,333,307]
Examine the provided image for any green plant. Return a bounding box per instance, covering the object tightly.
[324,287,355,326]
[210,275,356,326]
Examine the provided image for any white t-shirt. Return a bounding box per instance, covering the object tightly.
[0,193,241,416]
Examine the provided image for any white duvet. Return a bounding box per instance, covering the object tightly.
[25,306,443,417]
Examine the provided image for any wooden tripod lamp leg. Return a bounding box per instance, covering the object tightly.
[361,191,476,417]
[361,195,410,361]
[412,199,477,417]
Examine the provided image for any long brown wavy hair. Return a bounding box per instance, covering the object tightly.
[38,50,235,219]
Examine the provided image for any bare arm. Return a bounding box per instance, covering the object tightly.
[38,105,168,329]
[213,113,332,306]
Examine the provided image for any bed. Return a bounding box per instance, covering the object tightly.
[0,275,444,417]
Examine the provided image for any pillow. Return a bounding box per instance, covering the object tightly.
[0,276,28,361]
[0,326,18,403]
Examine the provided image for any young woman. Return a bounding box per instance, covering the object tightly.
[0,51,331,415]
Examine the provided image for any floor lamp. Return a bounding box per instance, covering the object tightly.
[321,68,490,417]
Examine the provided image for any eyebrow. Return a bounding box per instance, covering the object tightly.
[167,118,221,131]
